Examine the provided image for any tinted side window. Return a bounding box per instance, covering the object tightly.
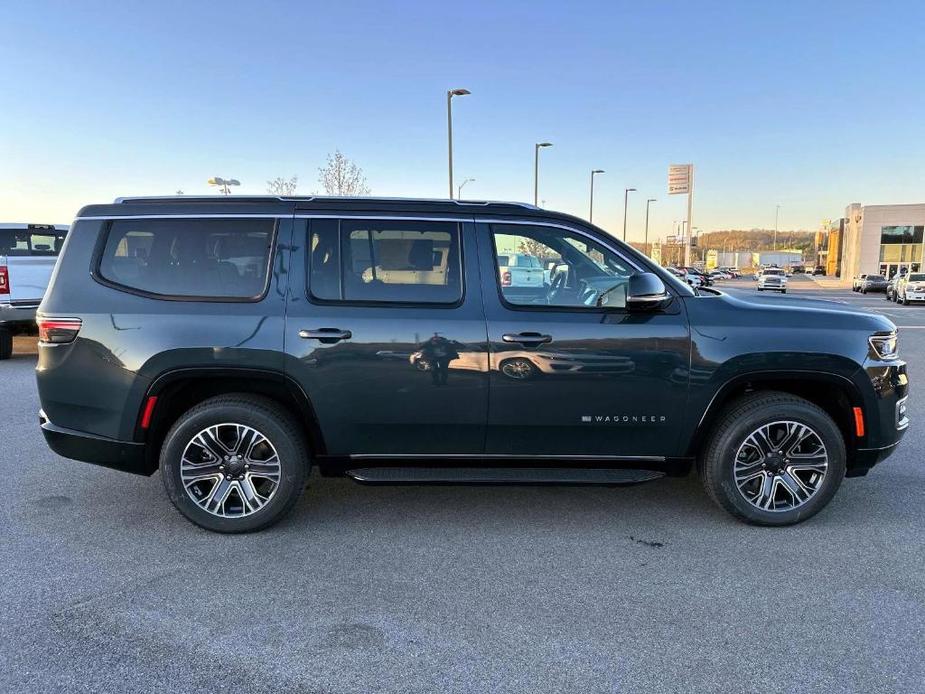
[98,218,275,299]
[308,219,462,304]
[491,224,633,309]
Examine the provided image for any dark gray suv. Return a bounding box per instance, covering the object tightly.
[37,196,909,532]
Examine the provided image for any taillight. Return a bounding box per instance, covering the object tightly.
[0,265,8,295]
[502,271,512,287]
[37,317,82,344]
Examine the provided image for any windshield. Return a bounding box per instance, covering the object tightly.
[764,269,784,276]
[515,255,541,268]
[908,274,925,282]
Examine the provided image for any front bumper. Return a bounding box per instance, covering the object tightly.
[39,410,152,476]
[849,360,909,475]
[0,301,39,327]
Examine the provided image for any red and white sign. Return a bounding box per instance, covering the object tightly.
[668,164,691,195]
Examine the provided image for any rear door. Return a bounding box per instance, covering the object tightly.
[477,220,692,458]
[284,214,489,456]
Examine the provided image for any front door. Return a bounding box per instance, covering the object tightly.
[284,216,489,456]
[478,221,691,458]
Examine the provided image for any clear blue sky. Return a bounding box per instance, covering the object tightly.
[3,0,924,242]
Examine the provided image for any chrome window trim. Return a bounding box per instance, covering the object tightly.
[73,213,647,275]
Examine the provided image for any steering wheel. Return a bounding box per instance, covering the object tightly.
[548,270,566,302]
[579,280,598,306]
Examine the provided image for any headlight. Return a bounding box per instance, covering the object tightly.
[869,332,898,360]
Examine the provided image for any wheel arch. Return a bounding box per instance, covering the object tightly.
[688,370,866,474]
[137,367,326,474]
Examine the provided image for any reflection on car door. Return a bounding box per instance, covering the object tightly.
[284,216,489,455]
[478,221,692,457]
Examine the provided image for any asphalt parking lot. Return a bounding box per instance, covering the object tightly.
[2,275,924,693]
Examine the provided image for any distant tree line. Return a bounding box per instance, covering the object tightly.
[696,229,818,253]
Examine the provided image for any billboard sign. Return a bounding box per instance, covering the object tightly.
[668,164,691,195]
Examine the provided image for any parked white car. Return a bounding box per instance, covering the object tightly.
[756,267,787,293]
[896,272,925,305]
[1,223,69,359]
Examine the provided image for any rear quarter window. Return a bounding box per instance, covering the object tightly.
[96,218,276,300]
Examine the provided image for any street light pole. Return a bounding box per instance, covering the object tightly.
[534,142,552,206]
[774,204,781,251]
[457,178,475,199]
[622,187,637,241]
[589,169,604,223]
[208,177,240,195]
[644,198,656,255]
[446,88,471,199]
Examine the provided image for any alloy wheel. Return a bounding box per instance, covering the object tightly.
[501,359,535,379]
[180,423,281,518]
[733,420,828,512]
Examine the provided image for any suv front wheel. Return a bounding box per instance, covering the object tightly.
[700,392,846,525]
[160,394,309,533]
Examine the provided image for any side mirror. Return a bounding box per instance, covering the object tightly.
[626,272,671,311]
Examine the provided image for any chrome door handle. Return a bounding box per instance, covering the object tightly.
[299,328,352,344]
[502,332,552,346]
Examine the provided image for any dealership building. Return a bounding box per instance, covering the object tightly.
[833,203,925,280]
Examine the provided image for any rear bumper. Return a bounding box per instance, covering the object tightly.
[39,410,152,476]
[0,301,39,326]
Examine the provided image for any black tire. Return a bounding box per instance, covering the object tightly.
[699,391,846,526]
[861,288,867,294]
[160,394,309,533]
[780,289,787,294]
[0,329,11,360]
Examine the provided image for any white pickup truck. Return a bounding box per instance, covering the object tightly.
[1,223,69,359]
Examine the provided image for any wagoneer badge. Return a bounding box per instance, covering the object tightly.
[582,415,668,424]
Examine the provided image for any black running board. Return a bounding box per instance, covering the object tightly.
[345,467,664,486]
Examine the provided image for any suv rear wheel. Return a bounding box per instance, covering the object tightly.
[160,394,309,533]
[699,392,846,525]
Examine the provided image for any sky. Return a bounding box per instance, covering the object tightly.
[2,0,925,244]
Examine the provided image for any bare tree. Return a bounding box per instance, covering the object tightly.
[318,150,370,196]
[518,237,557,263]
[266,175,298,196]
